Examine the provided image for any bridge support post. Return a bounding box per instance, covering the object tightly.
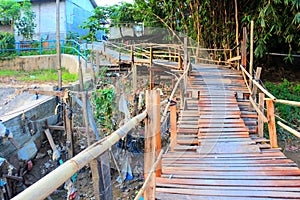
[266,99,278,148]
[144,90,161,199]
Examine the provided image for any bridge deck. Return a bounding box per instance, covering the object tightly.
[156,64,300,199]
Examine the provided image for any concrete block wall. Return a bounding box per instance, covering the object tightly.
[0,54,92,74]
[0,97,58,160]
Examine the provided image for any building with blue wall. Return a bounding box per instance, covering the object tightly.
[14,0,105,41]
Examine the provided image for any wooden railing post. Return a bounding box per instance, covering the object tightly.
[130,45,134,64]
[63,89,74,158]
[258,93,265,138]
[170,99,177,151]
[150,47,154,90]
[144,90,161,199]
[178,47,182,70]
[242,27,247,68]
[266,99,278,148]
[249,67,262,111]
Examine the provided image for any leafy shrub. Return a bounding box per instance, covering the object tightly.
[265,79,300,140]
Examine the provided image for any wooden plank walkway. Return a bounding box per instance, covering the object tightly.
[156,64,300,199]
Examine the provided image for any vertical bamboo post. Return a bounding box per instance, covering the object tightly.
[168,47,171,61]
[132,64,137,91]
[96,50,100,68]
[250,21,254,82]
[249,67,262,111]
[178,47,182,70]
[266,99,278,148]
[242,27,247,68]
[63,89,74,158]
[252,67,262,101]
[170,99,177,152]
[258,93,265,138]
[154,91,161,177]
[144,90,157,199]
[237,47,240,70]
[150,47,154,90]
[130,45,134,64]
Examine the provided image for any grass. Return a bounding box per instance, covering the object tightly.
[0,68,78,83]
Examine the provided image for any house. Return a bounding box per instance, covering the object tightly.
[14,0,103,41]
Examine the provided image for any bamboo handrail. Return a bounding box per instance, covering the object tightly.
[160,62,191,123]
[268,99,300,107]
[239,64,276,100]
[12,110,147,200]
[134,150,164,200]
[277,121,300,138]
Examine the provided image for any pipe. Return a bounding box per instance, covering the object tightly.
[12,110,147,200]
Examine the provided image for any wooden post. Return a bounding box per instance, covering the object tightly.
[170,99,177,151]
[184,37,188,70]
[242,27,247,68]
[237,47,240,70]
[144,90,160,200]
[95,50,100,81]
[154,91,161,177]
[150,47,154,90]
[248,67,262,111]
[178,47,182,70]
[91,52,96,84]
[258,93,265,138]
[56,0,62,88]
[250,21,254,82]
[63,89,74,158]
[266,99,278,148]
[130,45,134,64]
[252,67,262,101]
[132,64,137,91]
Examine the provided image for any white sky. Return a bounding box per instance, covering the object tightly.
[95,0,134,6]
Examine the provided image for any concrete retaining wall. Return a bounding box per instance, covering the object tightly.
[0,54,91,74]
[0,97,58,160]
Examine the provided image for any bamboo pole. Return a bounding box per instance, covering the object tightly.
[144,91,156,199]
[249,67,262,111]
[12,111,147,200]
[240,64,276,100]
[242,27,247,67]
[154,91,162,177]
[150,47,154,90]
[56,0,62,88]
[266,99,278,148]
[63,89,74,158]
[170,99,177,151]
[250,21,254,83]
[272,99,300,107]
[134,150,164,200]
[277,121,300,138]
[258,93,265,138]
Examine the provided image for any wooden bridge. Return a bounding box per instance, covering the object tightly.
[12,31,300,200]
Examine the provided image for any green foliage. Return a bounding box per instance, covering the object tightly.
[0,68,78,83]
[0,32,16,59]
[0,0,36,40]
[92,86,116,134]
[265,79,300,139]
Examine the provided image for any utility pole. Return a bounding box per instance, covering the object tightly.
[56,0,62,88]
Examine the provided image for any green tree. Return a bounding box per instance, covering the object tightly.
[0,0,36,40]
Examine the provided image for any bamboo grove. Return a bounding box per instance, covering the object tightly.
[83,0,299,61]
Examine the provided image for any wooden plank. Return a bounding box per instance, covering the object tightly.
[156,177,300,187]
[156,193,262,200]
[161,169,300,176]
[198,124,247,128]
[156,188,300,199]
[162,159,295,165]
[199,127,249,132]
[157,183,300,192]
